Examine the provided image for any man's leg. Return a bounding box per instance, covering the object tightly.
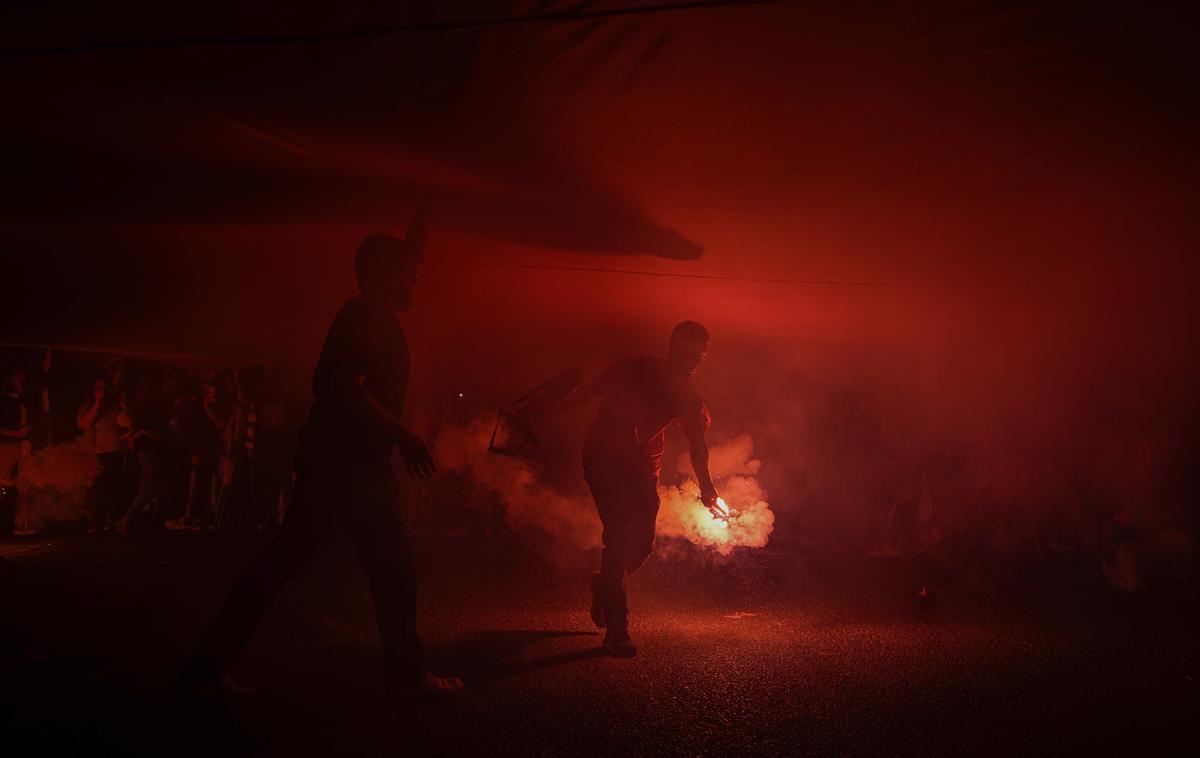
[598,540,630,632]
[588,469,660,647]
[96,452,125,525]
[0,445,18,534]
[182,456,202,522]
[341,479,424,689]
[152,451,186,524]
[0,485,15,536]
[118,452,156,533]
[84,456,106,530]
[182,483,330,685]
[589,473,629,633]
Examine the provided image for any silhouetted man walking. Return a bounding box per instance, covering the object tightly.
[182,209,462,702]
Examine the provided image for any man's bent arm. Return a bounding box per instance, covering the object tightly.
[536,383,597,418]
[531,365,614,419]
[332,372,436,477]
[77,400,100,431]
[332,371,419,445]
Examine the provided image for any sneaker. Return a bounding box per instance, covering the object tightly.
[390,672,464,704]
[603,631,637,658]
[589,571,606,629]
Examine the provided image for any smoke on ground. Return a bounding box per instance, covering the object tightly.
[19,440,98,530]
[433,417,600,552]
[433,418,774,558]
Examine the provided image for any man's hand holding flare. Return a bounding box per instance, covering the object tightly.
[701,488,731,523]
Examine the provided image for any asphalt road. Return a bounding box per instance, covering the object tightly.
[1,531,1196,756]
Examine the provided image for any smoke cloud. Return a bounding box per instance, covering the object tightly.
[433,418,774,558]
[433,417,600,552]
[658,434,774,556]
[19,440,99,530]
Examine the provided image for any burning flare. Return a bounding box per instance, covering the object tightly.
[438,422,774,558]
[709,496,734,527]
[657,435,775,556]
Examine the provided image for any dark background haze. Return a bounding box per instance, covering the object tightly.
[3,1,1198,547]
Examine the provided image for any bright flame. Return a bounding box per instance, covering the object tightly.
[713,496,733,527]
[656,436,775,556]
[435,422,774,558]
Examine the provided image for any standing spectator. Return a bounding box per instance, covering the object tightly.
[166,378,222,531]
[28,349,53,449]
[117,370,176,535]
[77,374,131,532]
[214,373,259,530]
[0,367,31,535]
[203,372,235,527]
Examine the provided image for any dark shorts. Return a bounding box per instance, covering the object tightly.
[585,464,661,572]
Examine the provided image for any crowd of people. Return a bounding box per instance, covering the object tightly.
[1,342,1194,598]
[0,348,287,537]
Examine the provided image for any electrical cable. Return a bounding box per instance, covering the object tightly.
[438,261,1012,288]
[0,0,785,60]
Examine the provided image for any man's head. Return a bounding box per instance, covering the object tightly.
[5,367,27,395]
[94,375,111,401]
[356,232,422,311]
[667,320,710,377]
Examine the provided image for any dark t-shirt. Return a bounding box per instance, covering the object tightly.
[583,356,710,474]
[306,296,410,460]
[175,394,220,459]
[0,394,26,444]
[131,394,171,453]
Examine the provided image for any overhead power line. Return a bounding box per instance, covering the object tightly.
[0,0,783,60]
[443,261,1012,289]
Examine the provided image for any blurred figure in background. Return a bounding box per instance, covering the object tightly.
[213,371,259,531]
[117,370,176,535]
[204,372,236,523]
[0,366,31,535]
[77,374,130,532]
[166,375,222,531]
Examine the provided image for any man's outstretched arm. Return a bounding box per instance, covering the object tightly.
[685,429,719,507]
[527,362,619,420]
[682,409,719,508]
[535,383,597,418]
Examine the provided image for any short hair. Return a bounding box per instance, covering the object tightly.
[355,233,420,287]
[669,320,710,348]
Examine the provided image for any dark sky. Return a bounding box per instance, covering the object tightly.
[2,0,1197,384]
